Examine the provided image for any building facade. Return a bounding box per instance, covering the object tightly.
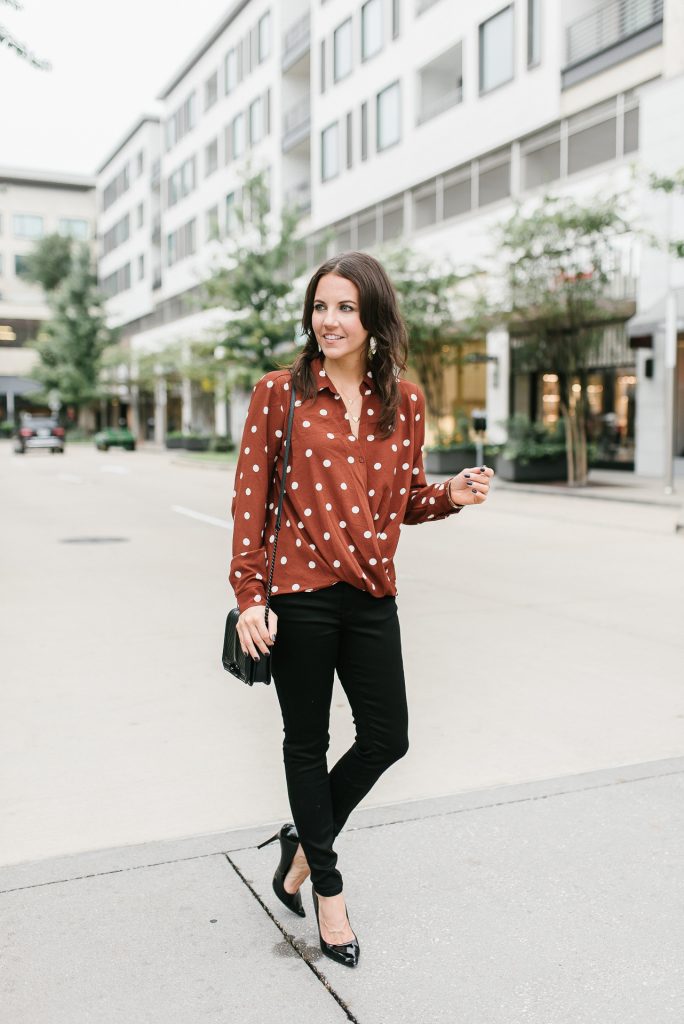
[96,0,684,477]
[0,167,95,422]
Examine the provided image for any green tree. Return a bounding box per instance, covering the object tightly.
[30,244,116,419]
[477,192,631,486]
[22,232,73,292]
[201,165,310,389]
[1,0,50,68]
[380,245,471,423]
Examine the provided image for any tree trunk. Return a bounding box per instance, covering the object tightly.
[560,393,576,486]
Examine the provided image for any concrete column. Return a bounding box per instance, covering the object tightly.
[214,374,228,437]
[154,377,167,446]
[181,376,193,433]
[7,389,15,423]
[485,328,510,444]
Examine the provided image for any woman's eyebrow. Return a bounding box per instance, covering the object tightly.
[314,298,357,304]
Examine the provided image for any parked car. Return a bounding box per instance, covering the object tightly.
[94,426,136,451]
[15,416,65,454]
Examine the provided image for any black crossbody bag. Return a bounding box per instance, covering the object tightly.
[222,374,297,685]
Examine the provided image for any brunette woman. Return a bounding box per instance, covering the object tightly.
[229,251,493,967]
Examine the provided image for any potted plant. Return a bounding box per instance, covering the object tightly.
[495,414,568,482]
[424,410,501,473]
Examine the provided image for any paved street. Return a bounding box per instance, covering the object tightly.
[2,440,684,1022]
[2,440,682,866]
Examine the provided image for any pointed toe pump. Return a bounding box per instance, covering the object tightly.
[257,823,306,917]
[312,889,360,968]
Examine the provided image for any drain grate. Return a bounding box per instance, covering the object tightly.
[60,537,130,544]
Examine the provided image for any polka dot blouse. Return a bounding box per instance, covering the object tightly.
[229,354,463,612]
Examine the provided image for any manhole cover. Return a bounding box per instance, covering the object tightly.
[60,537,130,544]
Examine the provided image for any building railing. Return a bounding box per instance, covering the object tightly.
[282,12,310,70]
[282,96,311,143]
[417,85,463,125]
[284,181,311,215]
[566,0,663,66]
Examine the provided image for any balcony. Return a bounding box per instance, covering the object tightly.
[563,0,663,89]
[284,181,311,216]
[282,12,310,72]
[282,96,311,153]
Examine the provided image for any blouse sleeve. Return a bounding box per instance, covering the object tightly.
[229,371,288,612]
[402,384,464,526]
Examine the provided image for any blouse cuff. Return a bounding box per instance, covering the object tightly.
[446,479,465,511]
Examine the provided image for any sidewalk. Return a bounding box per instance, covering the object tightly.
[491,467,683,509]
[2,758,682,1024]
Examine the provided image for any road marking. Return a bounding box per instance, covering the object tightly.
[171,505,232,530]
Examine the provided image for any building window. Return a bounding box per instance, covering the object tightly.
[205,71,218,110]
[103,213,130,256]
[206,205,220,240]
[224,48,238,94]
[320,39,326,93]
[392,0,400,38]
[226,191,240,233]
[479,5,514,94]
[165,92,196,150]
[137,203,144,228]
[101,262,131,297]
[321,122,340,181]
[102,163,130,211]
[361,0,383,61]
[357,207,377,249]
[232,112,246,158]
[376,80,401,151]
[346,111,353,169]
[58,218,89,240]
[166,219,196,266]
[413,180,437,229]
[623,99,639,154]
[417,42,463,124]
[382,196,403,241]
[13,214,44,239]
[205,137,219,176]
[258,11,271,62]
[334,18,353,82]
[136,150,144,176]
[527,0,541,66]
[521,124,560,189]
[443,165,472,219]
[249,96,265,145]
[138,254,145,280]
[167,156,196,207]
[477,147,511,206]
[567,99,617,175]
[14,254,29,277]
[361,101,368,161]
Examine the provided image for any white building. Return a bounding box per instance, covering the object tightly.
[0,167,95,422]
[96,0,684,477]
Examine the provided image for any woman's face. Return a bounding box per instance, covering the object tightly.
[312,273,369,365]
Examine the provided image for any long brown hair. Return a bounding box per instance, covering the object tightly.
[289,251,408,438]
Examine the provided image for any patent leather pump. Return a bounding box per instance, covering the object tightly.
[312,889,360,968]
[257,823,306,917]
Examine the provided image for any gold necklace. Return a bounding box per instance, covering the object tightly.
[324,368,363,423]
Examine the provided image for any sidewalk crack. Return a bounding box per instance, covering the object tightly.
[223,853,361,1024]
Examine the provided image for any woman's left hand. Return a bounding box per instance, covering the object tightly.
[448,465,495,506]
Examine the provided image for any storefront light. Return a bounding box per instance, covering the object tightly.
[543,394,560,402]
[572,382,582,392]
[543,373,558,382]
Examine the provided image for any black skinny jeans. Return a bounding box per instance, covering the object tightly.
[269,580,409,896]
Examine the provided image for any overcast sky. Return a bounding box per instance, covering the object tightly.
[0,0,231,176]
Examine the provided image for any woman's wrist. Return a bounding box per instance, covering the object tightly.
[446,477,465,510]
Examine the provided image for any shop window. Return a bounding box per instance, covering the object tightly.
[521,125,561,189]
[478,149,510,206]
[412,181,437,229]
[443,167,471,218]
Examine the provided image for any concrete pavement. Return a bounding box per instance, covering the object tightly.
[2,757,683,1023]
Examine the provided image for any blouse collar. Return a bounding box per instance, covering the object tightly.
[311,353,377,395]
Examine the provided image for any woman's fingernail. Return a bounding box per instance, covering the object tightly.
[270,634,276,641]
[253,654,260,661]
[464,473,471,477]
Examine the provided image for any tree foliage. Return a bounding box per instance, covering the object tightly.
[477,192,631,485]
[379,245,472,420]
[22,232,73,292]
[201,165,309,390]
[0,0,50,68]
[30,244,117,410]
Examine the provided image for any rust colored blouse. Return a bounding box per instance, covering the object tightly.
[229,354,464,612]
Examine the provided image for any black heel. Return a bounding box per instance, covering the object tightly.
[312,889,360,968]
[258,823,306,917]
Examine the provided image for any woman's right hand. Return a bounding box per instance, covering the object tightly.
[237,605,278,660]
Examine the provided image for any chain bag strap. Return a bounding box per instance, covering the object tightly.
[222,372,296,684]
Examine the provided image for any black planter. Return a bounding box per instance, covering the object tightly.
[165,438,184,449]
[496,453,568,482]
[182,437,211,451]
[424,448,477,474]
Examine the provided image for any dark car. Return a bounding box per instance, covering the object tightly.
[15,416,65,454]
[94,426,136,451]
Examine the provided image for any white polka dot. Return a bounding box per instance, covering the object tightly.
[319,369,326,376]
[374,512,379,520]
[365,388,371,395]
[351,505,359,513]
[308,561,316,569]
[262,406,269,414]
[323,532,330,540]
[323,459,332,467]
[266,380,274,388]
[256,572,263,580]
[402,462,409,470]
[339,520,346,528]
[400,487,406,494]
[252,464,259,472]
[369,558,377,565]
[303,420,310,427]
[283,382,289,390]
[251,425,257,433]
[280,555,287,564]
[292,583,300,590]
[410,393,417,401]
[254,594,262,602]
[347,456,354,463]
[242,537,250,546]
[291,481,299,489]
[368,409,374,416]
[235,570,242,578]
[327,432,335,439]
[297,521,304,528]
[403,439,411,447]
[415,413,421,421]
[244,512,250,519]
[272,585,279,592]
[269,534,275,543]
[363,530,372,538]
[305,448,312,457]
[412,468,419,475]
[374,462,382,470]
[315,482,323,490]
[340,482,347,490]
[295,539,302,547]
[310,543,316,549]
[295,400,301,406]
[400,413,405,421]
[348,544,355,552]
[429,497,435,504]
[333,560,341,568]
[392,444,397,452]
[245,487,251,495]
[367,435,374,441]
[275,429,283,438]
[244,447,250,454]
[390,512,397,520]
[325,502,332,511]
[304,508,312,516]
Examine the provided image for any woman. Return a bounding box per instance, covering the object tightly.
[229,251,493,967]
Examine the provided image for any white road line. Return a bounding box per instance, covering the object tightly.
[171,505,232,530]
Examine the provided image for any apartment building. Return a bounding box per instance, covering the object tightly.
[0,167,95,422]
[96,0,684,476]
